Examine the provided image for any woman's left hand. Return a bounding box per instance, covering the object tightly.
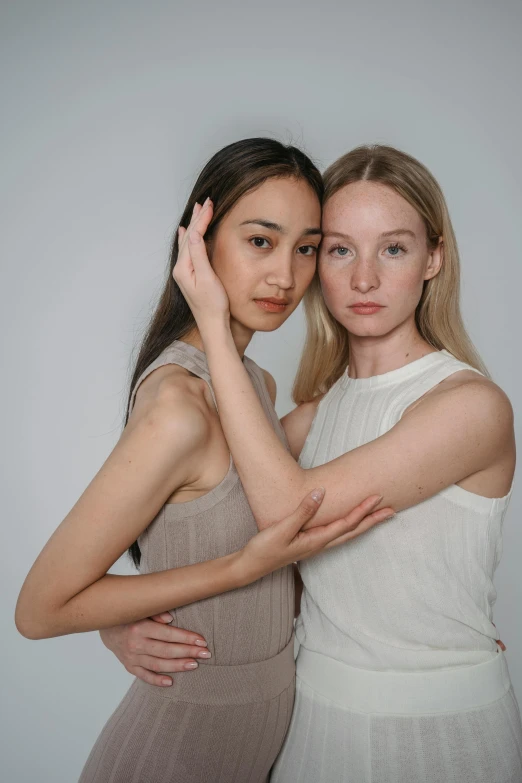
[173,199,230,334]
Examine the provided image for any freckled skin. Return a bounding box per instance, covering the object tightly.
[319,181,442,341]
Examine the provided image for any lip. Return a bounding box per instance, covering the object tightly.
[254,297,290,313]
[349,302,384,315]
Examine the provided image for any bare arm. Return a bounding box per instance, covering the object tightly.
[203,325,514,526]
[15,379,246,638]
[16,369,390,639]
[174,207,515,529]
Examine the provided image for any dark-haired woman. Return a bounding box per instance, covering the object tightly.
[15,139,393,783]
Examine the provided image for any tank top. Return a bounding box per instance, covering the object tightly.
[129,340,295,667]
[296,349,513,671]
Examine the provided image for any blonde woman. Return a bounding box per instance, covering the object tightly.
[173,145,522,782]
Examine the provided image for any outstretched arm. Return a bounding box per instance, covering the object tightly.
[175,201,514,528]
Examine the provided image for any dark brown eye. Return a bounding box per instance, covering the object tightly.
[251,237,270,248]
[298,245,317,256]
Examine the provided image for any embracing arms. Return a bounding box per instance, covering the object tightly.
[174,202,515,529]
[16,366,390,640]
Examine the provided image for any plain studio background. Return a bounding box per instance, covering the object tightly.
[2,1,521,780]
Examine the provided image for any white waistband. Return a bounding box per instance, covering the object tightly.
[296,647,512,715]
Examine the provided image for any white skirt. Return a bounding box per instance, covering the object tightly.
[270,648,522,783]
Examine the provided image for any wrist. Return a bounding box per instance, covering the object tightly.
[227,549,260,589]
[199,315,231,344]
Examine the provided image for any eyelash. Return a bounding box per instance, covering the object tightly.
[385,242,407,256]
[328,243,407,257]
[249,237,318,256]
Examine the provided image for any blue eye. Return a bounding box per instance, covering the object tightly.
[385,243,406,257]
[330,245,350,257]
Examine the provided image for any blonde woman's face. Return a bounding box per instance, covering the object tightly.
[210,177,321,332]
[319,181,442,338]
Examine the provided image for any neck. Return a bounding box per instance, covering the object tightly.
[183,318,254,359]
[347,317,436,379]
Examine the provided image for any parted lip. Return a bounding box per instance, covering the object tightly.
[350,301,383,307]
[255,297,291,305]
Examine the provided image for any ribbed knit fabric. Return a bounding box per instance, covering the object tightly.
[79,341,295,783]
[271,350,522,783]
[296,350,513,671]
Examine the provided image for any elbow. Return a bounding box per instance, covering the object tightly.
[15,599,57,640]
[15,613,47,640]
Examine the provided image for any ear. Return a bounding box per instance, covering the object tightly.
[424,237,443,281]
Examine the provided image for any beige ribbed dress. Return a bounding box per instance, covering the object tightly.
[79,341,295,783]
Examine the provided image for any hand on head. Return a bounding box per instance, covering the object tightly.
[174,199,231,332]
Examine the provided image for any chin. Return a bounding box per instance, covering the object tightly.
[337,317,391,338]
[234,305,297,333]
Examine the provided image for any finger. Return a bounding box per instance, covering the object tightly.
[127,620,207,649]
[150,613,174,624]
[187,227,215,275]
[137,655,201,673]
[296,505,393,555]
[497,639,506,651]
[130,666,174,687]
[190,199,214,240]
[280,489,326,538]
[145,640,211,660]
[322,508,395,550]
[334,495,384,532]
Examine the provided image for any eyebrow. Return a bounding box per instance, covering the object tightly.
[240,219,322,236]
[323,228,416,240]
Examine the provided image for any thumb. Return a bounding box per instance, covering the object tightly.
[282,489,325,536]
[150,613,173,624]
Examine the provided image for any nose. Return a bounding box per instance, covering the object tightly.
[351,256,380,294]
[265,250,296,291]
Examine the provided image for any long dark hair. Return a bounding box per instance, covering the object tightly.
[127,137,323,567]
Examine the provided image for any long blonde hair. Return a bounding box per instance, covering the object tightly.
[293,144,488,404]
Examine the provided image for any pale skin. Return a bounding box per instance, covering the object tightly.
[15,178,393,657]
[102,181,512,684]
[174,183,515,528]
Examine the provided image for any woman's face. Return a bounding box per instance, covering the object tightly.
[319,181,442,339]
[210,177,321,332]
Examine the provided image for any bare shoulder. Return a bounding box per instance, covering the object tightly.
[261,369,277,405]
[405,370,514,449]
[281,395,325,460]
[422,371,511,417]
[128,364,214,447]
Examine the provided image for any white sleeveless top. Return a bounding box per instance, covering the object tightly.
[296,350,513,671]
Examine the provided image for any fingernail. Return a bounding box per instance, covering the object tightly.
[374,495,383,504]
[184,662,198,670]
[203,196,210,207]
[161,678,173,686]
[198,650,211,658]
[381,513,395,522]
[189,231,201,244]
[194,639,207,647]
[311,488,325,503]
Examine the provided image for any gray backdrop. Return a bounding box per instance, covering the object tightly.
[2,1,521,780]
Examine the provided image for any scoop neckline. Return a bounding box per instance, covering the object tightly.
[340,350,452,390]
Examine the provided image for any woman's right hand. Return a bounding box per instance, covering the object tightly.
[238,489,394,582]
[99,616,211,687]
